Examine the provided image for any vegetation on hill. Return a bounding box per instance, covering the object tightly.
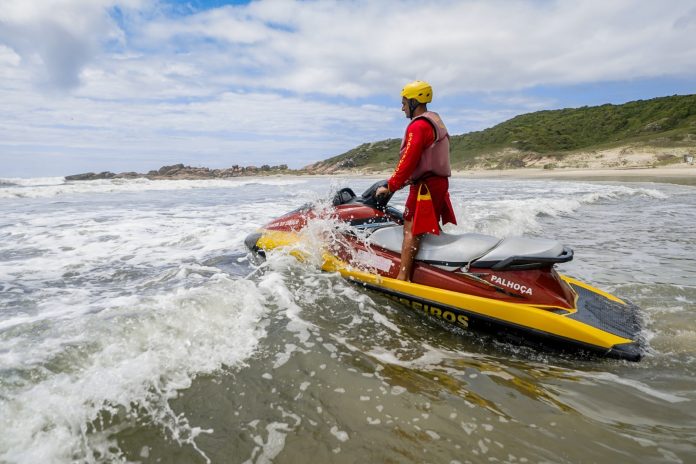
[306,94,696,172]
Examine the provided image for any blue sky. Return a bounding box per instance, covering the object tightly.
[1,0,695,177]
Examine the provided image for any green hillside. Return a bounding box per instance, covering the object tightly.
[307,94,696,172]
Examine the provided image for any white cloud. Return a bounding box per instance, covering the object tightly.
[125,0,696,96]
[0,44,21,68]
[0,0,145,89]
[0,0,695,176]
[0,74,401,175]
[4,0,696,97]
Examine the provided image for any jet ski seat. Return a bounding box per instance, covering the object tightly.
[473,236,573,270]
[368,226,573,271]
[368,226,500,270]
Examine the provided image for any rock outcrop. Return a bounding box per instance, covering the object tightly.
[65,163,291,181]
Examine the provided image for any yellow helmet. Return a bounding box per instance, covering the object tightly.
[401,80,433,103]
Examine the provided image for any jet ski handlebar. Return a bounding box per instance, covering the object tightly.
[361,180,394,209]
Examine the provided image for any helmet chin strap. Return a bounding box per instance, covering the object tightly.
[407,99,419,119]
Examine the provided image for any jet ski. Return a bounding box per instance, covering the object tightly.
[245,181,643,361]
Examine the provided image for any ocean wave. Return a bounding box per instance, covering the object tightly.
[0,177,308,199]
[448,182,669,237]
[0,177,66,188]
[0,174,692,462]
[0,275,269,463]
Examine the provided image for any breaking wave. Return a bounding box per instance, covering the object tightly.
[0,275,270,463]
[0,177,308,199]
[447,180,670,237]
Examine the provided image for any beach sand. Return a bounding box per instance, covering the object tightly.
[449,165,696,186]
[353,165,696,186]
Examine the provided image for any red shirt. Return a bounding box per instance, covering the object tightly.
[387,119,435,192]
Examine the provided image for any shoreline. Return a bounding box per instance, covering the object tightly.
[450,165,696,186]
[343,165,696,186]
[43,164,696,187]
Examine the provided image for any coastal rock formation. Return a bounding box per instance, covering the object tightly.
[65,163,291,181]
[65,171,118,181]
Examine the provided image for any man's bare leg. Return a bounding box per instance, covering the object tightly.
[397,220,422,281]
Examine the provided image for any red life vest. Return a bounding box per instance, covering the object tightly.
[400,111,451,182]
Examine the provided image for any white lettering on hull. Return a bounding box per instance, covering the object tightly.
[490,275,533,295]
[355,249,393,273]
[272,218,301,228]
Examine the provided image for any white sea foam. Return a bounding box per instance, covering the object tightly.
[0,176,308,199]
[0,199,283,293]
[447,181,670,236]
[0,179,307,462]
[0,276,269,463]
[1,175,692,462]
[330,425,349,442]
[574,371,688,403]
[0,176,66,187]
[244,407,302,464]
[246,422,290,464]
[365,343,474,369]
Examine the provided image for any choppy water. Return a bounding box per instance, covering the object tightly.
[1,175,694,463]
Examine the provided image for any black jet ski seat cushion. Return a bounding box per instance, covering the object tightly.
[367,226,500,270]
[368,226,573,271]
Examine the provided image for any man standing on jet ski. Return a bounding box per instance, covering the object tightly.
[376,80,458,281]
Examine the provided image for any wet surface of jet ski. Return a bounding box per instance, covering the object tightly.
[245,181,643,361]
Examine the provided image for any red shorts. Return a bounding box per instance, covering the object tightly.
[403,176,457,233]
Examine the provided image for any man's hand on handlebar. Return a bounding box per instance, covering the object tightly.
[375,186,389,199]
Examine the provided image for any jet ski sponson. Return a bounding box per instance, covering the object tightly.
[245,181,643,361]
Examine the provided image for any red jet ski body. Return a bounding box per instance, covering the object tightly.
[246,182,643,361]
